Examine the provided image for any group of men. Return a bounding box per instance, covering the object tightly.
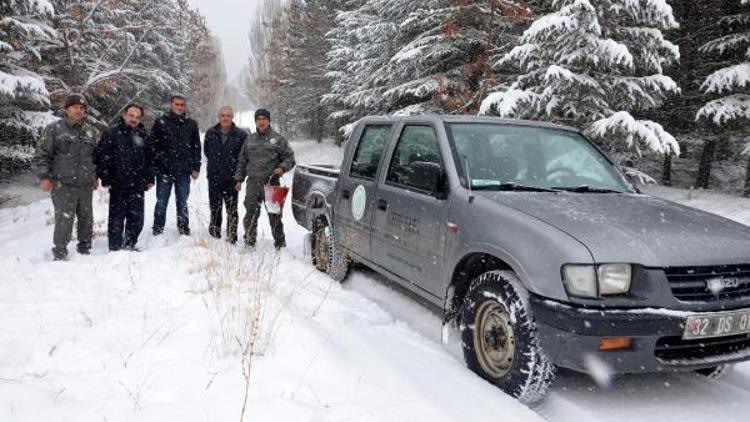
[38,93,295,261]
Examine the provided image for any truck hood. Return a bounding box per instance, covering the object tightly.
[483,192,750,267]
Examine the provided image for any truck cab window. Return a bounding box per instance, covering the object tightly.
[386,126,443,190]
[349,125,391,180]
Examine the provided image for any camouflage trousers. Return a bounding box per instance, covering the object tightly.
[242,179,285,247]
[51,183,93,256]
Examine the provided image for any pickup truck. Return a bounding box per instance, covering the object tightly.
[291,115,750,403]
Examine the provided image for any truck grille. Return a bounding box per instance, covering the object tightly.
[655,333,750,362]
[664,265,750,302]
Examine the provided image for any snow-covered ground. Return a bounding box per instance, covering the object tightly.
[1,139,750,421]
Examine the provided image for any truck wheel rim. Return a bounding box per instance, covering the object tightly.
[474,301,515,378]
[313,229,329,271]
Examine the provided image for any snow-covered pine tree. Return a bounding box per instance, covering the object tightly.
[480,0,681,162]
[323,0,399,136]
[0,0,59,174]
[380,0,526,115]
[46,0,187,126]
[281,0,342,141]
[695,0,750,194]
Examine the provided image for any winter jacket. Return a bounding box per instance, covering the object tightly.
[151,111,201,176]
[38,119,97,188]
[234,127,295,182]
[95,119,154,191]
[203,123,247,184]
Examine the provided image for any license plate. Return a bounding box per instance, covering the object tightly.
[683,309,750,340]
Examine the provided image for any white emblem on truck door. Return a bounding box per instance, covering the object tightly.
[352,185,367,221]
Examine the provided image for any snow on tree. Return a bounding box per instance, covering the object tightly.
[323,0,399,131]
[43,0,218,127]
[0,0,59,175]
[280,0,343,141]
[695,0,750,194]
[480,0,681,160]
[696,0,749,125]
[380,0,526,115]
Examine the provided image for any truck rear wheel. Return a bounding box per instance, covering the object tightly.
[311,226,349,282]
[459,270,554,403]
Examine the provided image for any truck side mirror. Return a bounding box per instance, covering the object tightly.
[410,161,447,198]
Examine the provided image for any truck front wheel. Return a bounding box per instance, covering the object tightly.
[459,270,554,403]
[311,226,349,282]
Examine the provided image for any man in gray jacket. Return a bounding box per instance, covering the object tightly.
[38,94,99,260]
[234,109,295,249]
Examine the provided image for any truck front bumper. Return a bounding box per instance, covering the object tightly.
[530,295,750,373]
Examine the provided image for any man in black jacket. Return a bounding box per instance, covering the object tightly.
[204,106,246,243]
[95,103,154,251]
[151,94,201,236]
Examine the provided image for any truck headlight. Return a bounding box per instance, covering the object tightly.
[562,264,632,299]
[562,265,597,298]
[598,263,631,295]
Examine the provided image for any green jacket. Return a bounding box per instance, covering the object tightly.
[38,119,97,187]
[234,127,295,182]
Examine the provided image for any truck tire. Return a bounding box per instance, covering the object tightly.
[312,226,349,282]
[459,270,554,404]
[311,227,329,272]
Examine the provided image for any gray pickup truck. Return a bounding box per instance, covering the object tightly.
[292,115,750,403]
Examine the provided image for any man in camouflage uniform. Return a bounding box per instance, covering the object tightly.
[234,108,295,249]
[38,94,99,261]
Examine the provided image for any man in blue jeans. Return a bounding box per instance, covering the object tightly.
[151,94,201,236]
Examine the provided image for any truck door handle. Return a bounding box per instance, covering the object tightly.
[342,189,351,200]
[377,199,388,211]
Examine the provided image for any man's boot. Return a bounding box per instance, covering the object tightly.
[52,247,68,261]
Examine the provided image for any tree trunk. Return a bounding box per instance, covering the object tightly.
[315,106,323,143]
[695,138,716,189]
[662,152,672,186]
[744,155,750,197]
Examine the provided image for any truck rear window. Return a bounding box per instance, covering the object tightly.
[350,125,391,180]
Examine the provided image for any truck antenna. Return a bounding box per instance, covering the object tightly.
[463,155,474,203]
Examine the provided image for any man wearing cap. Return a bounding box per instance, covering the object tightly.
[151,94,201,236]
[38,94,99,261]
[95,103,155,252]
[234,108,295,249]
[204,106,247,244]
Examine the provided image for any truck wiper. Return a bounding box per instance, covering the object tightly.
[473,182,561,192]
[552,185,623,194]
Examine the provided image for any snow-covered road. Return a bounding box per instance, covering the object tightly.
[1,138,749,421]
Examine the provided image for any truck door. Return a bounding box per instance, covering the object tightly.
[371,124,450,299]
[336,124,392,259]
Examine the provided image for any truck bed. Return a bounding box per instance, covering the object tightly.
[292,164,340,231]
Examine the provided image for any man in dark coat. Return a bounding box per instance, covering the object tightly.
[150,94,201,236]
[204,106,246,243]
[234,108,295,249]
[38,94,99,261]
[95,103,155,251]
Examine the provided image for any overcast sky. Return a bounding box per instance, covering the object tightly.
[188,0,261,83]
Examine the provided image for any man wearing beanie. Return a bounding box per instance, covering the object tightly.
[234,108,295,249]
[38,93,99,261]
[150,94,201,236]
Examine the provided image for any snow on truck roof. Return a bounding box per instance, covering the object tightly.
[357,115,581,133]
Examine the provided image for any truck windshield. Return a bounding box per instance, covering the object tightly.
[445,123,634,193]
